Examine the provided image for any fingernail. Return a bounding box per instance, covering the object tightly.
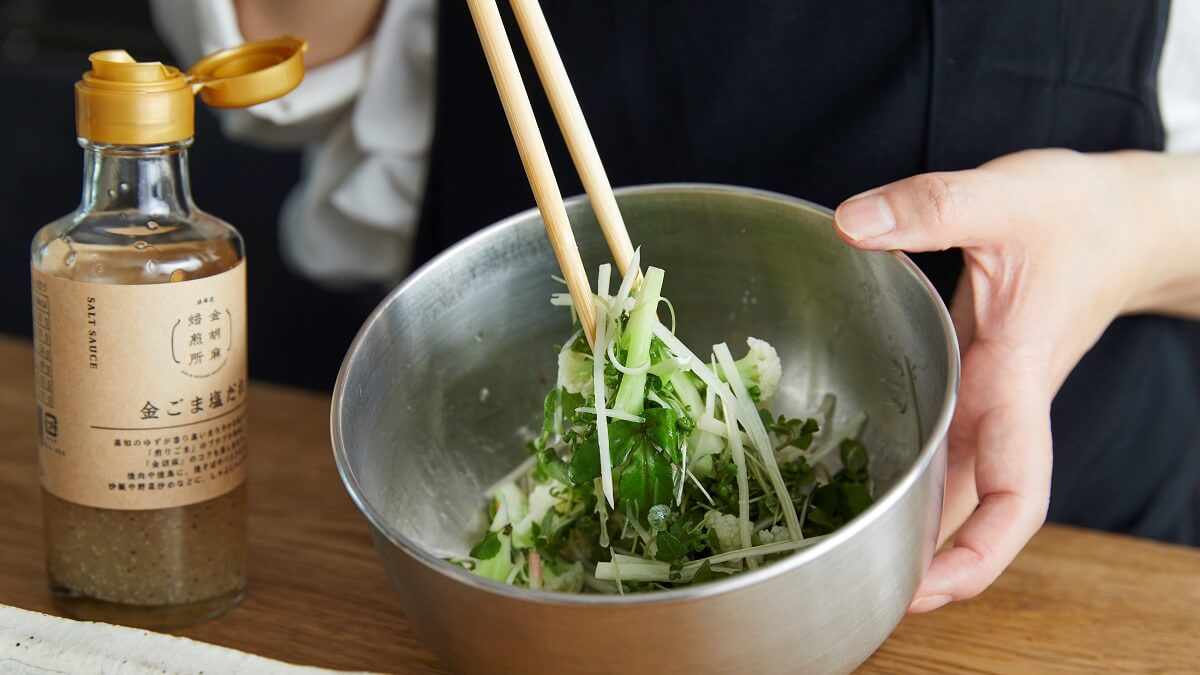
[909,594,952,613]
[836,195,895,241]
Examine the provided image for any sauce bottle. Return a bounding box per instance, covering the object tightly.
[29,37,306,629]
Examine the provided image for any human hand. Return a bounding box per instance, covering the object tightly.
[833,149,1159,612]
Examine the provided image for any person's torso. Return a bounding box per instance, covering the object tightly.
[417,0,1198,544]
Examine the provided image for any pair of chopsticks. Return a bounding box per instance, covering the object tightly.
[466,0,637,346]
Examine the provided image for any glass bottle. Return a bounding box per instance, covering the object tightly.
[29,39,305,629]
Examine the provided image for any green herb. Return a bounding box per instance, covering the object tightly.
[839,438,869,482]
[769,415,820,452]
[653,529,687,563]
[690,559,719,583]
[469,530,502,560]
[448,263,878,593]
[618,440,675,522]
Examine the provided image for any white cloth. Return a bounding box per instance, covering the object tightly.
[0,603,366,674]
[1161,0,1200,153]
[150,0,435,287]
[154,0,1200,287]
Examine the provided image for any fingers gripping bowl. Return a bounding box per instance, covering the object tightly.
[331,185,959,674]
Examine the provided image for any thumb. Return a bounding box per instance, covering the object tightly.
[833,171,994,252]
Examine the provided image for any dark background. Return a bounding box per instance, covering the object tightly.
[0,0,383,390]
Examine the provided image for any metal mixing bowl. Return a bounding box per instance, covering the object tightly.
[331,184,959,674]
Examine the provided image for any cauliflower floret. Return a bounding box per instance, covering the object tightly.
[754,524,790,546]
[472,482,526,581]
[687,430,724,478]
[511,480,568,548]
[703,510,742,553]
[489,482,528,531]
[735,337,782,405]
[557,348,593,395]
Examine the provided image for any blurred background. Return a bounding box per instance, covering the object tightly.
[0,0,382,390]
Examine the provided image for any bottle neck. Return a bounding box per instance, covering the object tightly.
[78,139,195,217]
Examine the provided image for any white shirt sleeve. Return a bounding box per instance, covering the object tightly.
[1160,0,1200,154]
[150,0,437,286]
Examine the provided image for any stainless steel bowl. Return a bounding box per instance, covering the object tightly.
[332,184,959,674]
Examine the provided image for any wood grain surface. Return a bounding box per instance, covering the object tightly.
[0,334,1196,673]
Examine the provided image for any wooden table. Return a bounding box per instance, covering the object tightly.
[1,334,1197,673]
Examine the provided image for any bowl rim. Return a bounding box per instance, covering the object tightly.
[330,182,961,607]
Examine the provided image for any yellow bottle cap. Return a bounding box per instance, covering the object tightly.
[76,36,307,146]
[188,36,308,109]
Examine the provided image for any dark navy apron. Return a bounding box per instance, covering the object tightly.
[415,0,1198,545]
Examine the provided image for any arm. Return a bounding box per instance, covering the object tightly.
[1114,152,1200,319]
[833,149,1200,612]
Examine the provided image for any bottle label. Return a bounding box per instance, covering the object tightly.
[31,263,248,510]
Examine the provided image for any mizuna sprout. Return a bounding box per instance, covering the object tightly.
[454,256,875,592]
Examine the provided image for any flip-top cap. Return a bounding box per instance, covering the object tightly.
[188,36,307,109]
[75,36,307,145]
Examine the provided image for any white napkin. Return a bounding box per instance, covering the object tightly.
[0,604,376,675]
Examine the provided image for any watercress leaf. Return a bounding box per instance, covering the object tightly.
[536,506,569,558]
[839,438,870,482]
[759,409,776,430]
[796,418,820,450]
[607,420,642,467]
[569,397,595,429]
[571,332,590,352]
[647,504,672,532]
[691,559,719,583]
[805,505,840,530]
[605,373,621,391]
[542,388,559,436]
[840,482,873,518]
[675,416,696,438]
[811,483,842,515]
[763,493,780,513]
[567,434,601,485]
[718,458,737,481]
[561,390,585,420]
[647,373,664,394]
[781,457,815,493]
[670,521,706,553]
[707,528,723,552]
[649,336,669,364]
[710,456,740,510]
[469,530,502,560]
[537,445,571,485]
[654,529,687,563]
[642,407,681,465]
[567,420,651,486]
[617,442,675,522]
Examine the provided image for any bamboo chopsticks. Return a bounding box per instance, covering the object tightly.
[508,0,638,279]
[465,0,637,345]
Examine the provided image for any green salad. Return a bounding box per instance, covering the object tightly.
[453,257,873,593]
